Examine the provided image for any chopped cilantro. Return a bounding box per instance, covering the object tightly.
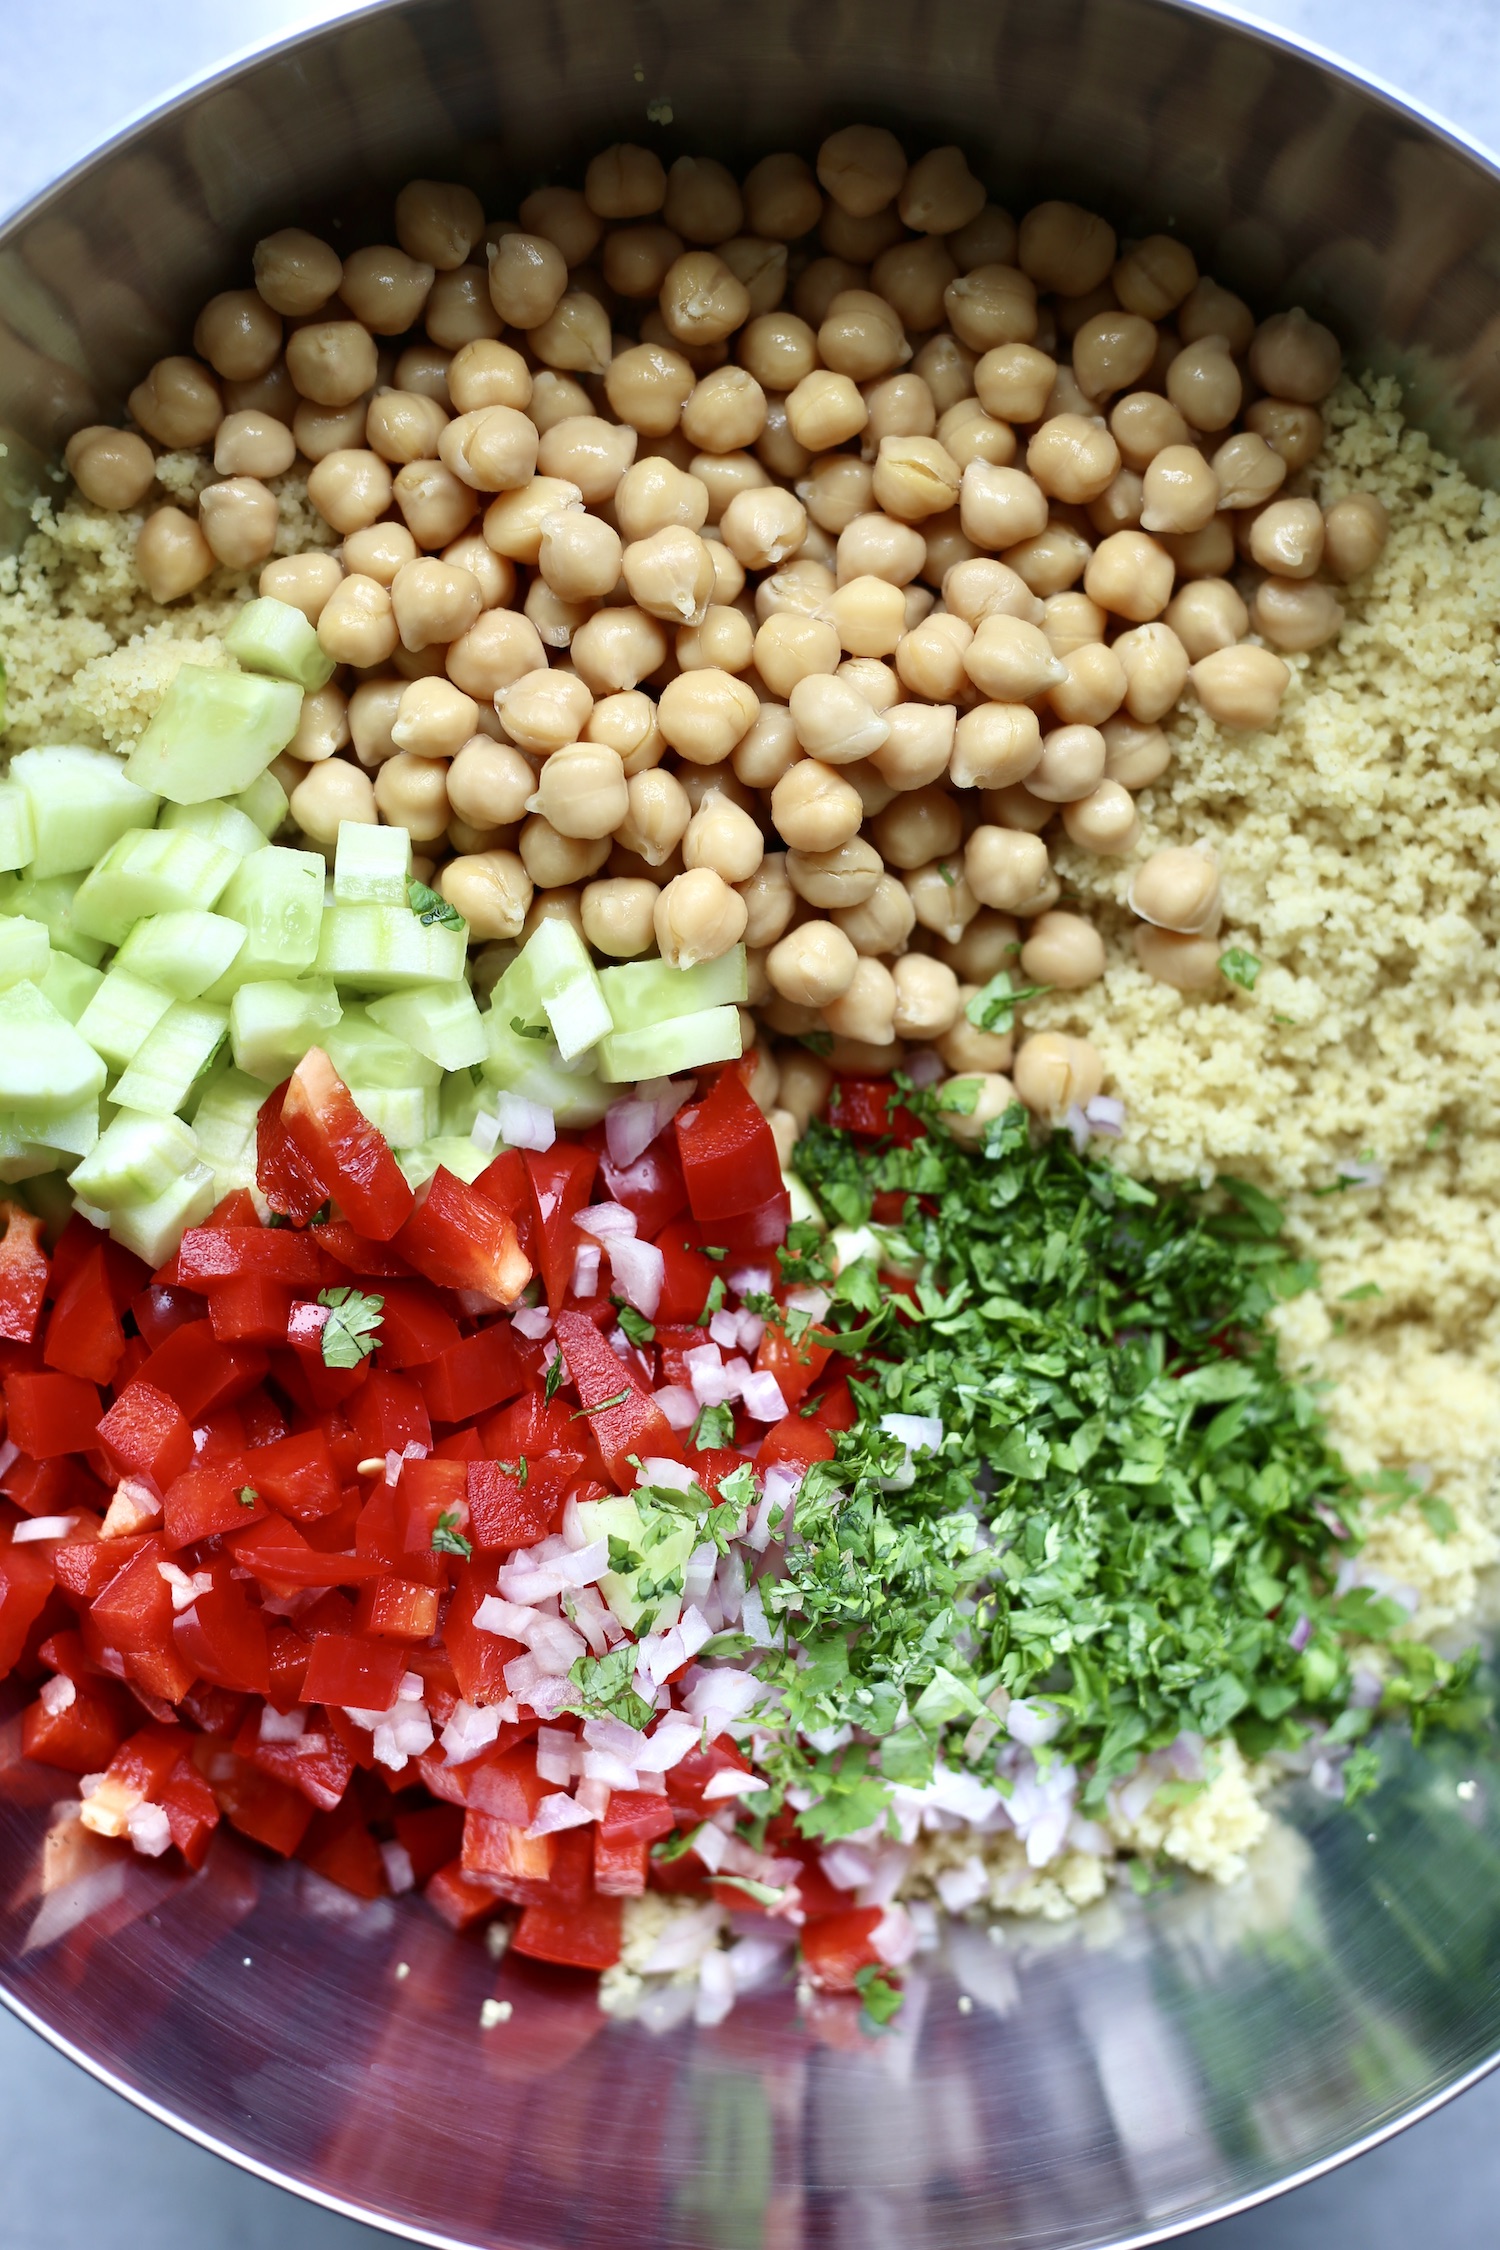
[1341,1742,1382,1805]
[432,1510,473,1558]
[1340,1283,1382,1302]
[502,1455,529,1487]
[702,1244,729,1263]
[652,1825,701,1862]
[316,1285,384,1368]
[691,1401,736,1449]
[565,1646,654,1731]
[612,1300,656,1346]
[965,971,1051,1036]
[408,878,464,931]
[698,1275,727,1325]
[854,1964,904,2027]
[237,1486,259,1508]
[798,1030,834,1057]
[544,1349,566,1402]
[937,1076,981,1116]
[572,1387,629,1418]
[510,1016,550,1040]
[1219,947,1261,990]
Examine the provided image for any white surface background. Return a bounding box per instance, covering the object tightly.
[1,3,1499,2245]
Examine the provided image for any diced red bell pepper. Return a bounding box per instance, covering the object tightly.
[131,1284,206,1349]
[523,1143,599,1311]
[164,1466,263,1549]
[808,1376,857,1431]
[444,1559,521,1706]
[675,1069,784,1221]
[22,1674,131,1772]
[465,1459,554,1551]
[96,1379,194,1490]
[206,1276,297,1344]
[599,1788,679,1847]
[348,1370,432,1461]
[512,1892,622,1971]
[0,1539,58,1676]
[758,1414,837,1472]
[472,1146,527,1218]
[199,1746,315,1857]
[43,1246,126,1385]
[592,1830,650,1897]
[396,1456,466,1557]
[826,1076,925,1147]
[5,1370,102,1460]
[232,1705,356,1811]
[299,1799,388,1897]
[190,1404,245,1466]
[425,1858,500,1929]
[314,1221,411,1279]
[136,1324,268,1419]
[256,1080,330,1226]
[247,1428,341,1522]
[599,1137,688,1236]
[799,1905,886,1990]
[370,1280,461,1369]
[51,1534,147,1608]
[354,1577,440,1642]
[433,1426,484,1462]
[395,1169,531,1304]
[479,1391,574,1457]
[685,1445,747,1501]
[651,1233,718,1323]
[464,1742,551,1825]
[282,1049,414,1242]
[124,1637,198,1709]
[678,1193,793,1259]
[303,1485,362,1554]
[301,1632,407,1711]
[554,1310,683,1486]
[668,1735,756,1817]
[156,1753,221,1867]
[416,1323,535,1424]
[179,1681,248,1738]
[0,1201,49,1344]
[230,1515,387,1589]
[178,1226,332,1289]
[174,1574,271,1696]
[3,1452,102,1518]
[88,1535,173,1653]
[386,1804,464,1889]
[461,1809,554,1888]
[755,1320,835,1408]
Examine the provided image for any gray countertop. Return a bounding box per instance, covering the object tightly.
[1,4,1497,2243]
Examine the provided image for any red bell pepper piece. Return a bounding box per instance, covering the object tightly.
[678,1194,793,1258]
[52,1534,148,1607]
[479,1390,574,1457]
[808,1376,857,1431]
[799,1905,886,1990]
[675,1069,784,1221]
[396,1456,466,1554]
[444,1559,522,1706]
[599,1137,688,1236]
[391,1803,465,1886]
[256,1080,330,1225]
[178,1226,331,1289]
[523,1143,599,1311]
[200,1747,315,1857]
[3,1452,103,1517]
[650,1231,718,1323]
[88,1536,173,1654]
[592,1830,650,1897]
[282,1049,414,1242]
[370,1280,461,1369]
[0,1201,50,1343]
[464,1742,550,1824]
[22,1675,131,1773]
[0,1538,57,1676]
[755,1319,834,1407]
[206,1275,296,1343]
[299,1800,388,1897]
[247,1428,341,1522]
[164,1466,263,1549]
[465,1459,555,1551]
[43,1246,126,1385]
[395,1169,531,1303]
[554,1310,683,1486]
[174,1573,271,1697]
[130,1284,205,1349]
[314,1221,411,1279]
[826,1076,924,1147]
[348,1370,432,1461]
[416,1323,535,1424]
[230,1515,387,1589]
[96,1379,194,1489]
[232,1704,356,1811]
[598,1788,678,1846]
[512,1892,623,1971]
[462,1808,554,1889]
[667,1734,756,1817]
[757,1413,837,1473]
[353,1577,440,1641]
[425,1858,501,1929]
[301,1632,407,1711]
[684,1445,747,1500]
[5,1370,103,1460]
[136,1324,268,1418]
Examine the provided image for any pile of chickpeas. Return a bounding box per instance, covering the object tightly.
[62,129,1392,1148]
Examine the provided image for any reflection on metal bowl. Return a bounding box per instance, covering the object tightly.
[2,3,1500,2243]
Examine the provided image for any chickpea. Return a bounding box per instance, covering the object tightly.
[1107,620,1188,726]
[620,524,715,625]
[868,435,960,525]
[182,478,273,573]
[432,404,536,495]
[980,781,1051,835]
[445,737,534,828]
[683,794,764,883]
[1025,722,1105,805]
[1201,432,1281,515]
[600,344,695,442]
[709,236,782,323]
[287,398,363,467]
[835,511,926,589]
[569,605,669,694]
[895,612,972,701]
[1249,307,1342,404]
[290,756,380,849]
[679,602,757,675]
[534,509,621,604]
[1067,310,1153,403]
[611,456,708,543]
[388,459,473,550]
[1178,276,1254,355]
[837,656,901,711]
[1041,590,1108,658]
[656,156,741,248]
[302,448,390,537]
[370,750,449,841]
[932,398,1012,475]
[937,991,1013,1075]
[863,784,958,871]
[1244,397,1324,470]
[1160,517,1235,581]
[864,250,949,346]
[1061,778,1141,855]
[393,343,454,405]
[480,232,563,332]
[797,454,874,539]
[756,557,837,622]
[751,613,837,699]
[934,1071,1013,1143]
[1004,524,1089,600]
[942,556,1041,629]
[725,707,791,794]
[719,483,806,570]
[600,223,681,306]
[785,673,887,766]
[1012,1031,1103,1116]
[943,264,1039,354]
[943,701,1037,791]
[568,874,655,960]
[686,448,768,525]
[389,675,477,762]
[60,423,152,511]
[477,477,578,566]
[816,126,906,218]
[525,741,627,841]
[309,573,392,665]
[967,343,1050,427]
[887,954,959,1043]
[1075,529,1170,624]
[192,289,282,385]
[1322,491,1389,581]
[1015,206,1112,298]
[345,678,404,768]
[963,613,1065,702]
[517,815,609,889]
[532,290,614,378]
[675,365,766,457]
[958,461,1050,551]
[778,371,865,457]
[493,668,589,756]
[1022,413,1117,506]
[764,919,855,1007]
[1093,719,1164,796]
[780,839,878,914]
[1251,578,1345,652]
[422,265,499,350]
[427,851,529,942]
[443,609,545,702]
[933,913,1015,986]
[657,251,751,348]
[1130,844,1222,934]
[608,767,686,867]
[965,825,1054,913]
[771,758,863,851]
[1038,640,1116,727]
[1165,338,1242,433]
[253,227,342,315]
[1193,643,1293,735]
[390,556,484,652]
[260,550,342,625]
[517,888,588,950]
[816,956,894,1045]
[1247,497,1325,581]
[1110,233,1195,320]
[812,289,904,384]
[128,356,222,448]
[1133,925,1222,991]
[584,143,667,220]
[1133,443,1218,538]
[726,153,814,244]
[285,321,380,409]
[1106,392,1188,476]
[659,667,759,763]
[728,852,793,951]
[1161,577,1244,664]
[820,572,902,658]
[201,407,290,484]
[1015,910,1100,990]
[823,869,910,957]
[516,186,601,271]
[902,338,969,420]
[649,866,745,969]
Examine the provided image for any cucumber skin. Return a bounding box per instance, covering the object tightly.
[596,1005,743,1083]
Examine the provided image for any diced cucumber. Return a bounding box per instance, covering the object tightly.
[314,900,468,992]
[70,1110,201,1210]
[225,597,337,692]
[115,911,245,999]
[10,746,158,878]
[231,768,289,838]
[596,1004,743,1083]
[230,978,342,1083]
[324,1002,443,1091]
[20,1173,76,1234]
[8,1098,101,1159]
[0,982,107,1111]
[202,845,325,995]
[77,967,175,1069]
[160,799,268,860]
[348,1083,439,1145]
[105,1163,216,1265]
[73,827,238,945]
[481,1012,610,1127]
[0,783,36,874]
[0,874,105,965]
[124,664,304,803]
[439,1070,486,1137]
[0,1121,58,1183]
[334,821,411,906]
[111,1000,228,1117]
[40,952,103,1025]
[400,1135,492,1190]
[496,918,610,1061]
[0,919,51,990]
[367,981,488,1070]
[598,945,748,1034]
[189,1066,266,1160]
[786,1174,825,1231]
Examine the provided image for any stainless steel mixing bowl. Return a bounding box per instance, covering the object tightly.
[3,4,1500,2242]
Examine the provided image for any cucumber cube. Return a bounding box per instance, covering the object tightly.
[598,945,748,1034]
[11,746,158,878]
[21,1098,101,1158]
[439,1070,486,1137]
[40,952,103,1025]
[314,900,468,992]
[0,783,36,874]
[73,827,239,945]
[124,665,303,804]
[481,1012,609,1127]
[105,1163,217,1265]
[498,918,611,1060]
[225,597,337,692]
[111,1000,229,1117]
[596,1005,743,1083]
[0,1121,57,1183]
[70,1110,200,1209]
[76,967,175,1070]
[0,873,105,965]
[160,799,268,860]
[367,981,488,1070]
[231,768,290,838]
[349,1083,439,1146]
[334,820,411,905]
[115,910,246,999]
[230,978,342,1083]
[398,1136,492,1191]
[0,919,51,990]
[325,1003,442,1090]
[202,845,325,995]
[0,982,107,1111]
[189,1068,266,1193]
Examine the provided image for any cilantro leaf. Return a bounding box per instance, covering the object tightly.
[237,1486,259,1508]
[510,1016,551,1040]
[1219,947,1261,990]
[432,1509,473,1558]
[571,1388,629,1419]
[691,1401,735,1449]
[544,1349,566,1402]
[698,1275,727,1325]
[854,1964,904,2026]
[612,1301,656,1346]
[565,1646,654,1731]
[965,971,1051,1036]
[316,1285,384,1368]
[408,878,464,931]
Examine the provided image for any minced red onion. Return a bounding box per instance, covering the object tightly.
[728,1263,773,1298]
[469,1109,501,1155]
[570,1242,601,1297]
[1085,1094,1126,1136]
[511,1303,552,1340]
[709,1307,742,1349]
[38,1675,75,1716]
[380,1840,416,1894]
[739,1370,789,1423]
[526,1792,596,1837]
[604,1076,694,1168]
[904,1047,946,1088]
[607,1233,664,1317]
[575,1201,638,1240]
[652,1384,697,1430]
[441,1700,502,1763]
[1064,1103,1092,1153]
[632,1714,702,1772]
[494,1092,555,1152]
[11,1514,79,1543]
[870,1903,918,1967]
[1288,1612,1313,1653]
[635,1455,698,1491]
[1006,1696,1064,1748]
